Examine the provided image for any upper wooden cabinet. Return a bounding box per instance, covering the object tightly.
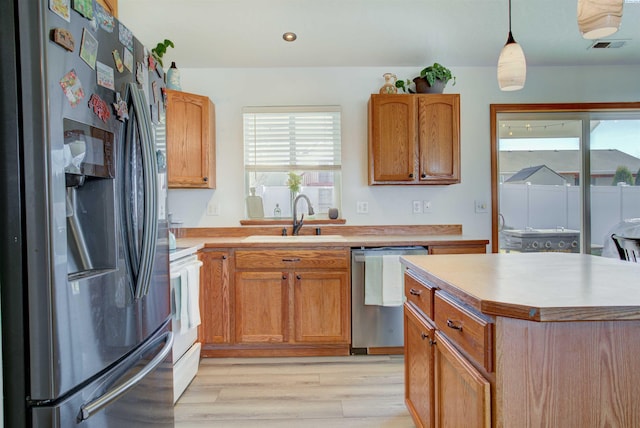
[368,94,460,185]
[165,89,216,188]
[96,0,117,17]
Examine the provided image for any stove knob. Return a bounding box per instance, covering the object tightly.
[545,241,552,248]
[531,241,539,249]
[558,241,566,248]
[571,241,578,248]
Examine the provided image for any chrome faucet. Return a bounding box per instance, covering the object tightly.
[292,194,314,235]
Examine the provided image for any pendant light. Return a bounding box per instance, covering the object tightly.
[577,0,623,39]
[497,0,526,91]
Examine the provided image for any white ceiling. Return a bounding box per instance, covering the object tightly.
[118,0,640,69]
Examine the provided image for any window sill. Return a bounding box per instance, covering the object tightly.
[240,218,347,226]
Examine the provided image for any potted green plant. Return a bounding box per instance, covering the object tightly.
[396,63,456,94]
[151,39,175,67]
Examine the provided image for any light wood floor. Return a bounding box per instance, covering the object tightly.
[174,355,415,427]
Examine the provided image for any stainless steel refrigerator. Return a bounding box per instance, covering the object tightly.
[1,1,174,426]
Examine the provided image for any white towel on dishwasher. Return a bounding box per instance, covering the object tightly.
[381,254,403,306]
[364,254,403,306]
[364,254,383,305]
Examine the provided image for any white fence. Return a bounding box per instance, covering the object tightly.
[499,183,640,248]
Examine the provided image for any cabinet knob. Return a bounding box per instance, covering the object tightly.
[420,332,429,340]
[282,275,287,280]
[222,255,227,260]
[421,173,426,178]
[408,173,413,178]
[409,288,422,296]
[296,274,301,280]
[203,177,208,182]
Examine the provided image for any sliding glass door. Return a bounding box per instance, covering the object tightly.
[491,104,640,256]
[588,117,640,256]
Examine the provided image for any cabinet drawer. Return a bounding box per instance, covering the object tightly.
[236,249,349,270]
[404,272,434,319]
[428,244,486,255]
[434,292,493,372]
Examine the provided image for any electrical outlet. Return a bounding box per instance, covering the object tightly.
[207,201,219,216]
[356,201,369,214]
[475,200,488,213]
[423,200,432,213]
[412,200,422,214]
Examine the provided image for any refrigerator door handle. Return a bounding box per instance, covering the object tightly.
[78,330,173,422]
[123,83,159,299]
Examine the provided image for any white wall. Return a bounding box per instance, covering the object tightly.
[167,65,639,245]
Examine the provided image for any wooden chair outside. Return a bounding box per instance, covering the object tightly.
[611,234,640,263]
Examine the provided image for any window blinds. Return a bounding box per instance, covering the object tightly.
[243,107,341,171]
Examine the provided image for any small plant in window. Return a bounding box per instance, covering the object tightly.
[286,172,302,194]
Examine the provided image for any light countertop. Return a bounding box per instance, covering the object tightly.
[176,234,489,250]
[169,244,204,262]
[401,252,640,322]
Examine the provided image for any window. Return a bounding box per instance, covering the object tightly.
[491,103,640,255]
[243,106,342,219]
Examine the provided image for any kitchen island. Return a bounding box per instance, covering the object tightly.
[400,252,640,428]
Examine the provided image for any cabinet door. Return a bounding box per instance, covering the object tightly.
[96,0,117,17]
[417,94,460,184]
[166,89,216,188]
[198,250,230,344]
[235,271,288,344]
[404,304,435,428]
[434,331,491,428]
[293,271,350,343]
[369,95,417,183]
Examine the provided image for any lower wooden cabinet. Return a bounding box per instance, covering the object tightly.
[198,250,230,345]
[404,272,492,428]
[235,271,287,344]
[404,304,435,428]
[235,269,350,346]
[294,270,350,343]
[434,331,491,428]
[199,247,351,356]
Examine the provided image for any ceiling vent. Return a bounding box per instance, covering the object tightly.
[589,39,628,49]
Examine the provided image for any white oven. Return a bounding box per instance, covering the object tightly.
[169,252,202,403]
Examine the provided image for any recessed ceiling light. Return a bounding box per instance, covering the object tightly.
[282,32,297,42]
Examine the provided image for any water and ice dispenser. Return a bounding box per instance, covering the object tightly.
[64,119,117,278]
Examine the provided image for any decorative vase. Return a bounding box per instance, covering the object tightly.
[166,61,182,90]
[379,73,398,94]
[413,77,446,94]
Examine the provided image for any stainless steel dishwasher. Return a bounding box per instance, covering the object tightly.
[351,246,427,353]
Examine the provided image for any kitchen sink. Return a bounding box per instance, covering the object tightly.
[242,234,346,243]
